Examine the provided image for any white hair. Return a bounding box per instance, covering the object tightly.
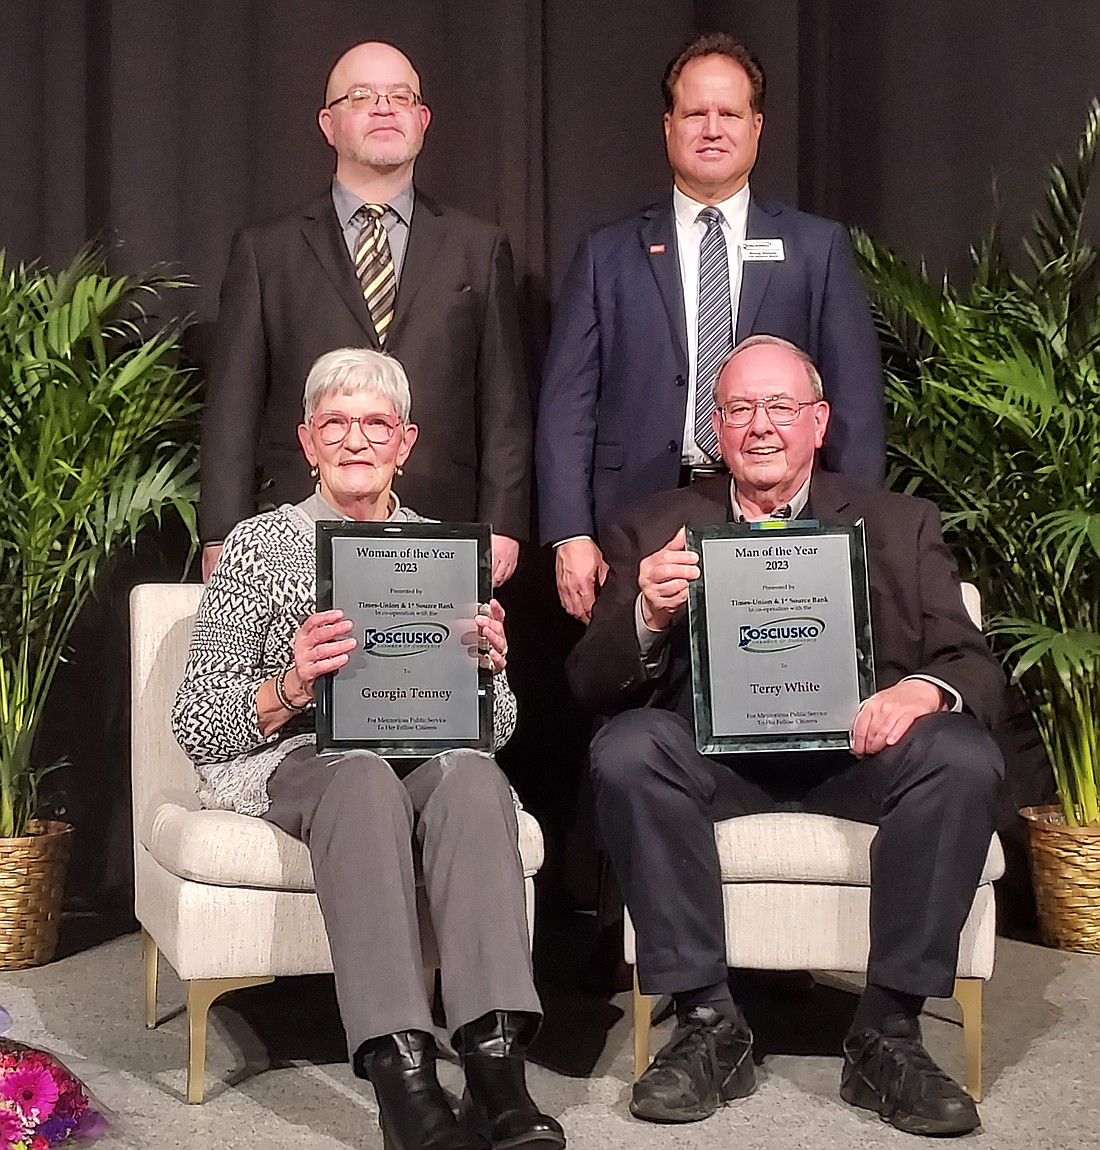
[711,334,825,402]
[302,348,413,422]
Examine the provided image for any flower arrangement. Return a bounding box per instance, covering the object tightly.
[0,1040,103,1148]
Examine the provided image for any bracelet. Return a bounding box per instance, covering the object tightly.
[274,666,308,712]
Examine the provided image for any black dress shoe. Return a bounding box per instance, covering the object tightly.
[840,1018,981,1136]
[452,1011,566,1150]
[353,1031,480,1150]
[630,1005,755,1124]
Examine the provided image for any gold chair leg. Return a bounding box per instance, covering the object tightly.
[423,965,437,1007]
[142,929,159,1029]
[953,977,983,1102]
[633,967,653,1080]
[186,976,274,1104]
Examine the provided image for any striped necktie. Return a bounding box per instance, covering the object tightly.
[695,206,732,460]
[354,204,396,346]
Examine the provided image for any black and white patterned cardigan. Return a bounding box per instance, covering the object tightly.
[171,494,519,816]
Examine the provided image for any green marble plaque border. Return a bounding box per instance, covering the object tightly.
[686,519,875,755]
[315,520,493,757]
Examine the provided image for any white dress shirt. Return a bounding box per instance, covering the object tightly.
[673,182,752,465]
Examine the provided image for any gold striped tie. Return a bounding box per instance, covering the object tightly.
[354,204,396,345]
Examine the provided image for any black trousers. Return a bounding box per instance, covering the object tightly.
[589,709,1004,1000]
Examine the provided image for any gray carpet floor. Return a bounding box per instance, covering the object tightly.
[0,922,1097,1149]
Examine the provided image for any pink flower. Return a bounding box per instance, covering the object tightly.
[1,1066,58,1122]
[0,1107,25,1145]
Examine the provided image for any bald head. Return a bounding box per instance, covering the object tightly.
[324,41,422,106]
[319,40,431,183]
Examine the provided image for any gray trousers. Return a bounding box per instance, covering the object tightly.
[263,746,541,1054]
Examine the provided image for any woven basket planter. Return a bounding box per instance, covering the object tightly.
[1021,804,1100,954]
[0,820,73,970]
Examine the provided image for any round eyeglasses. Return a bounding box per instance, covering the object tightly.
[312,412,401,446]
[716,397,817,427]
[327,86,421,112]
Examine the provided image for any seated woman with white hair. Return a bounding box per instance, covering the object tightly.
[173,348,564,1150]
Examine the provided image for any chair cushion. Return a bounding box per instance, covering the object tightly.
[142,797,544,891]
[713,813,1004,885]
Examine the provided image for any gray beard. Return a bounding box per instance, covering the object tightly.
[357,141,421,169]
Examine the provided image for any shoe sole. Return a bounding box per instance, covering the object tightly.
[629,1097,721,1123]
[629,1066,757,1124]
[840,1081,981,1137]
[492,1133,567,1150]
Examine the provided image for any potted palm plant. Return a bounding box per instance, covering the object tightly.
[0,249,199,968]
[852,99,1100,952]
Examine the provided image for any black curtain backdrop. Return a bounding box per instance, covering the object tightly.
[5,1,1099,317]
[1,0,1097,909]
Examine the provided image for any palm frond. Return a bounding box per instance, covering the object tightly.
[856,101,1100,825]
[0,248,199,837]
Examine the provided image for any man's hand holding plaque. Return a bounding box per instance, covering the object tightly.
[850,678,946,758]
[638,527,700,630]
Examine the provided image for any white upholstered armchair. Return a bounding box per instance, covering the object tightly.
[129,582,544,1103]
[626,582,1003,1101]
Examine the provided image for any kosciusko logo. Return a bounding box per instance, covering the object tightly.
[738,616,826,653]
[363,622,449,657]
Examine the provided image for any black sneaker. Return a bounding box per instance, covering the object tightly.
[629,1005,755,1123]
[840,1017,981,1136]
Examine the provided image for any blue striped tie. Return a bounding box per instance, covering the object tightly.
[695,206,731,460]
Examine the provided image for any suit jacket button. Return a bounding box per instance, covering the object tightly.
[676,374,685,387]
[667,440,677,452]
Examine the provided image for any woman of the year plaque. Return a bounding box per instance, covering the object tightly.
[315,521,493,757]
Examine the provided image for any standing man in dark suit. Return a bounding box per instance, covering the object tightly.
[201,41,530,585]
[567,336,1003,1135]
[538,33,883,624]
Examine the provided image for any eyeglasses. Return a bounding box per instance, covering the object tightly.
[716,397,818,427]
[327,86,421,112]
[312,412,401,446]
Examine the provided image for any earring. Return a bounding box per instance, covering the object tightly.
[310,466,318,479]
[396,466,404,477]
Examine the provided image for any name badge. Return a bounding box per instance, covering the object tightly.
[740,239,785,262]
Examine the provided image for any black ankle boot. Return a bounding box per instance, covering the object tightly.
[452,1011,566,1150]
[353,1031,480,1150]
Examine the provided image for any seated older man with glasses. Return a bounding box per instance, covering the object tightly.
[174,348,564,1150]
[568,334,1004,1137]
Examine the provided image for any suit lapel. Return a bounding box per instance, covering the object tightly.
[689,476,733,525]
[389,189,448,344]
[639,202,688,371]
[805,469,854,521]
[299,194,378,347]
[736,195,782,339]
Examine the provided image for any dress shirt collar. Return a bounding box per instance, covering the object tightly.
[731,471,812,523]
[331,178,415,230]
[672,182,751,237]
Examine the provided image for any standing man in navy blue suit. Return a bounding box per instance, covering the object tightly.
[537,33,883,623]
